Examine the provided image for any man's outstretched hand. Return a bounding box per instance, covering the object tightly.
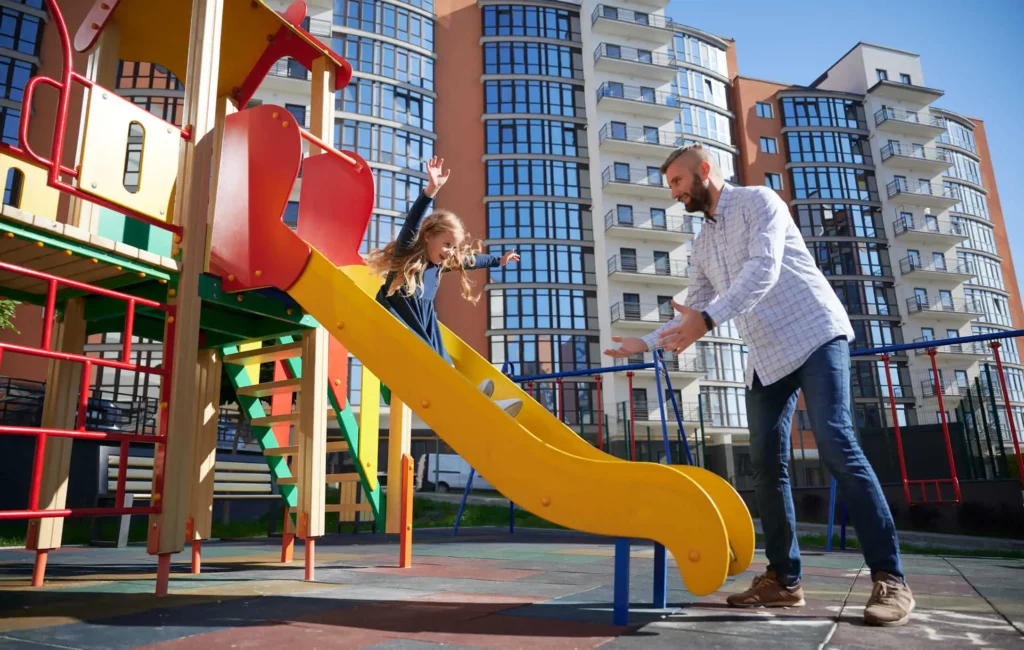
[656,300,708,354]
[604,336,647,359]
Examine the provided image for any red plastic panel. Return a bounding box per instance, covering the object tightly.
[74,0,122,53]
[295,149,375,270]
[208,105,311,293]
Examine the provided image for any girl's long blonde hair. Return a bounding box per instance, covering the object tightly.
[365,210,486,303]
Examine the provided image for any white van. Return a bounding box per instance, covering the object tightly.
[416,453,494,493]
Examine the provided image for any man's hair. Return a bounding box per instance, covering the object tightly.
[660,142,717,176]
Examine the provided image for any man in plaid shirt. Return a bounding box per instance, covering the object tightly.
[606,144,915,627]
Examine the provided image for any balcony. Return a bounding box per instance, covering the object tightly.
[615,352,706,384]
[596,83,686,120]
[880,142,953,175]
[885,179,959,211]
[892,214,967,246]
[607,254,690,287]
[874,107,947,139]
[919,377,967,400]
[599,124,685,157]
[905,296,983,322]
[593,44,677,81]
[610,301,675,331]
[618,400,701,425]
[867,79,944,106]
[601,165,669,199]
[912,338,990,361]
[604,209,695,243]
[591,5,674,43]
[899,256,975,283]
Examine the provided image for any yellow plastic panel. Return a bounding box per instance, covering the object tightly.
[0,154,60,219]
[287,250,740,597]
[78,88,179,223]
[358,362,380,491]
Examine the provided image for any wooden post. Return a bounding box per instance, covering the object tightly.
[339,481,357,523]
[295,326,328,581]
[387,398,412,533]
[147,0,225,596]
[25,299,87,586]
[185,348,222,574]
[399,453,413,568]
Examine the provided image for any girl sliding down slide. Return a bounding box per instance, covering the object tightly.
[365,156,523,416]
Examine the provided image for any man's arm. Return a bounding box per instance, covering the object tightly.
[641,256,715,351]
[702,188,788,328]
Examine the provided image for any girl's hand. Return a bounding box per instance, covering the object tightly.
[501,249,520,266]
[424,156,451,197]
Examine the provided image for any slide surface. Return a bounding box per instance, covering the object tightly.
[287,248,754,596]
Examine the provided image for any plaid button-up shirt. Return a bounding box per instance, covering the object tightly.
[642,184,855,388]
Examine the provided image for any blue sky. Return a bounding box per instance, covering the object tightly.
[665,0,1024,292]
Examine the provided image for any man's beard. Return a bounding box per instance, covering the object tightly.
[683,172,712,216]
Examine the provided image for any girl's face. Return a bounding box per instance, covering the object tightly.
[426,229,461,265]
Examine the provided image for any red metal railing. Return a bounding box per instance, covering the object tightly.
[0,0,189,235]
[0,261,175,521]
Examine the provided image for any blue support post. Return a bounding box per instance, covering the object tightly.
[825,477,837,552]
[614,538,631,626]
[509,500,515,534]
[452,468,476,536]
[839,502,847,551]
[653,542,667,609]
[653,352,671,464]
[657,351,693,465]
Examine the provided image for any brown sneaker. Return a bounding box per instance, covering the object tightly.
[864,573,915,627]
[726,571,805,608]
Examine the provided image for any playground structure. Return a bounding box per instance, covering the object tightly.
[2,0,1021,628]
[0,0,756,612]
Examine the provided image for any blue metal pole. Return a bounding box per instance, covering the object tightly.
[653,542,667,609]
[653,351,671,464]
[825,477,837,552]
[614,538,631,625]
[452,468,476,536]
[657,351,693,465]
[839,502,847,551]
[509,500,515,534]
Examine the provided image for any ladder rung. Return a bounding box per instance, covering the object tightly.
[326,473,361,483]
[252,412,299,427]
[263,445,299,456]
[223,341,303,365]
[236,378,301,398]
[325,441,349,452]
[276,477,297,486]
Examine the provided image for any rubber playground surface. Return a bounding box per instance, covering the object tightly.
[0,528,1022,649]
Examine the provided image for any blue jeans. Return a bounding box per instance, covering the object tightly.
[746,337,903,585]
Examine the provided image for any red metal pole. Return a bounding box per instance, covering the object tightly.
[627,371,636,462]
[928,348,961,502]
[991,341,1024,489]
[556,378,564,421]
[304,538,316,581]
[76,360,91,431]
[399,453,414,568]
[881,355,912,505]
[31,550,47,587]
[123,299,136,362]
[155,553,171,597]
[115,440,129,509]
[191,540,202,574]
[40,280,57,351]
[596,375,604,451]
[27,431,46,511]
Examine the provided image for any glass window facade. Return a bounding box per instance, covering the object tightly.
[964,288,1012,327]
[487,243,594,285]
[337,78,435,131]
[781,96,866,129]
[700,386,747,428]
[490,333,600,374]
[790,167,878,201]
[332,34,435,91]
[808,241,891,277]
[487,201,592,241]
[482,5,579,41]
[489,288,597,330]
[952,216,997,255]
[335,119,434,173]
[830,280,898,317]
[940,147,983,186]
[486,159,589,198]
[484,79,584,117]
[697,342,748,383]
[945,181,989,219]
[0,3,44,145]
[793,204,883,238]
[936,118,976,153]
[485,118,586,157]
[673,105,733,146]
[483,42,582,79]
[672,69,728,109]
[786,131,872,165]
[671,32,727,76]
[959,252,1005,291]
[373,169,426,213]
[333,0,435,49]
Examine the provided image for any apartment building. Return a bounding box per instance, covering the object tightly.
[732,43,1024,451]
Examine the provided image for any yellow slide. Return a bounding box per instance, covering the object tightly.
[288,248,754,596]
